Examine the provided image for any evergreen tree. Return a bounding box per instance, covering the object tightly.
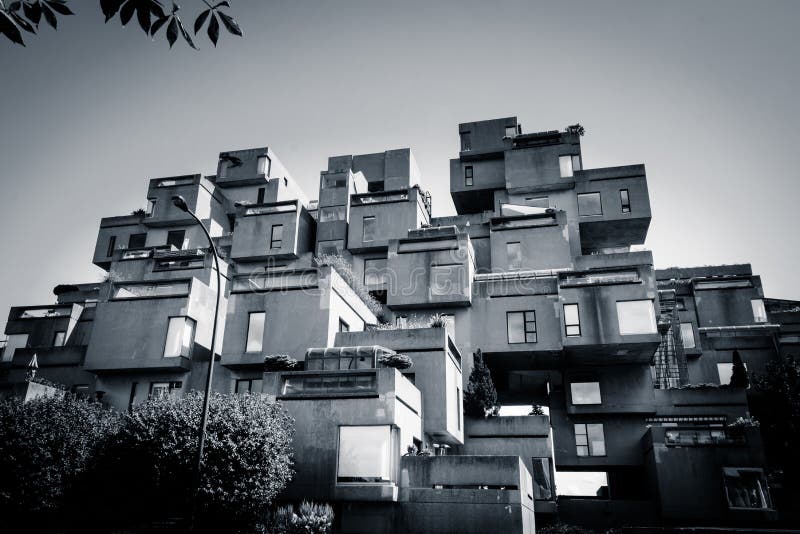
[730,350,749,388]
[463,349,498,418]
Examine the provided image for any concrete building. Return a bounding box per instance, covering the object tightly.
[1,117,795,532]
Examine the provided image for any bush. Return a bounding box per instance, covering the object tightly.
[264,353,299,372]
[315,254,383,317]
[429,313,447,328]
[529,404,545,416]
[265,501,334,534]
[463,349,498,418]
[378,353,413,370]
[0,395,120,517]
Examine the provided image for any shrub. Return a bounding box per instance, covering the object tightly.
[265,502,334,534]
[314,254,383,317]
[0,395,120,517]
[378,353,413,370]
[264,354,299,372]
[429,313,447,328]
[728,416,760,428]
[529,404,545,416]
[131,208,146,216]
[463,349,498,418]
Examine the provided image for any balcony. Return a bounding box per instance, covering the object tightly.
[230,200,314,261]
[143,174,228,229]
[11,346,86,368]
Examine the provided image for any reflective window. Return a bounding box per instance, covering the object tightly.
[556,471,608,498]
[460,131,471,151]
[571,382,601,405]
[3,334,29,362]
[680,323,696,348]
[751,299,767,323]
[723,468,772,509]
[166,230,185,250]
[163,317,195,358]
[717,362,747,386]
[319,206,346,222]
[575,423,605,456]
[577,192,602,216]
[150,382,171,400]
[270,224,283,249]
[364,258,389,285]
[559,155,574,177]
[53,331,66,347]
[362,216,376,242]
[564,304,581,336]
[337,426,393,483]
[572,154,582,172]
[257,154,271,176]
[616,300,657,335]
[531,458,554,500]
[317,239,345,256]
[620,189,631,213]
[507,311,537,344]
[283,373,376,395]
[464,166,473,187]
[246,312,265,353]
[506,242,522,270]
[235,378,262,394]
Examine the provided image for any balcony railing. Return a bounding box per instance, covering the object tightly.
[282,371,378,396]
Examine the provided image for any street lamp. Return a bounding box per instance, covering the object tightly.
[171,195,222,529]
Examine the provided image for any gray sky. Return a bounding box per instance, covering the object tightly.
[1,0,799,331]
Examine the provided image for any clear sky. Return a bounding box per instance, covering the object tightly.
[1,0,798,331]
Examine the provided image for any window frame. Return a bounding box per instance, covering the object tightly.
[564,304,581,337]
[464,165,474,187]
[506,241,522,271]
[620,189,631,213]
[616,299,658,335]
[570,382,602,405]
[559,155,574,178]
[257,187,266,204]
[577,192,603,217]
[362,216,377,243]
[235,378,263,394]
[257,154,271,176]
[245,311,266,353]
[336,425,395,484]
[106,235,117,258]
[52,331,66,347]
[162,316,196,358]
[574,423,606,457]
[270,224,283,250]
[507,310,537,344]
[680,322,696,349]
[166,229,185,250]
[751,299,767,323]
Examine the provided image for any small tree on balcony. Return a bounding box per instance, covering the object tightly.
[730,350,750,388]
[264,354,299,372]
[463,349,498,418]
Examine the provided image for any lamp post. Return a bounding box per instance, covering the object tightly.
[171,195,222,529]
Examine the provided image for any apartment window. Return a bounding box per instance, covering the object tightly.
[166,230,185,250]
[128,233,147,249]
[572,154,582,172]
[571,382,601,405]
[270,224,283,249]
[751,299,767,323]
[531,458,554,500]
[556,471,608,497]
[507,311,537,344]
[680,323,696,349]
[256,187,265,204]
[717,362,748,386]
[53,331,66,347]
[235,378,262,394]
[362,216,376,242]
[146,198,156,217]
[337,426,393,483]
[339,318,350,333]
[504,125,516,138]
[319,206,346,222]
[2,334,28,362]
[620,189,631,213]
[525,196,549,208]
[163,316,195,358]
[364,258,389,285]
[321,174,348,189]
[559,155,576,177]
[246,312,265,353]
[460,131,472,151]
[150,382,171,400]
[616,300,657,335]
[723,468,772,510]
[506,242,522,270]
[317,239,344,256]
[564,304,581,336]
[456,386,462,430]
[430,264,461,296]
[257,154,271,176]
[464,166,473,187]
[577,192,603,216]
[575,423,606,456]
[106,235,117,257]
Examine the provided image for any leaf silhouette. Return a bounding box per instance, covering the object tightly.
[43,0,73,16]
[207,11,218,46]
[193,8,209,35]
[0,10,25,45]
[136,3,150,33]
[10,11,35,33]
[176,15,196,49]
[23,1,42,25]
[41,3,57,29]
[100,0,124,22]
[119,1,135,26]
[217,10,240,37]
[166,16,177,47]
[8,1,21,12]
[149,14,168,36]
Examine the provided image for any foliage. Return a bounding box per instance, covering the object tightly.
[564,123,585,136]
[131,207,146,216]
[463,349,498,418]
[264,353,299,372]
[730,349,750,388]
[728,416,760,428]
[0,394,121,516]
[679,383,724,389]
[0,0,243,48]
[428,313,446,328]
[265,501,334,534]
[81,391,294,530]
[538,523,619,534]
[753,355,800,480]
[27,375,67,390]
[314,254,383,317]
[529,404,545,416]
[378,352,413,370]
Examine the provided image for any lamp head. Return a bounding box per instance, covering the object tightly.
[171,195,189,213]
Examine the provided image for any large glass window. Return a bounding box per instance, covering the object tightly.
[362,216,376,242]
[531,458,554,500]
[559,155,574,178]
[319,206,346,222]
[257,154,271,176]
[507,311,537,344]
[364,258,389,285]
[505,125,517,138]
[723,468,772,509]
[616,300,657,335]
[577,193,603,216]
[751,299,767,323]
[163,316,195,358]
[460,131,471,151]
[150,382,172,400]
[246,312,265,353]
[337,426,393,483]
[575,423,605,456]
[270,224,283,249]
[506,242,522,271]
[680,323,696,348]
[564,304,581,336]
[555,471,608,498]
[235,378,262,394]
[431,264,461,296]
[571,382,601,405]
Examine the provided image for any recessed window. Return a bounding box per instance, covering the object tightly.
[270,224,283,250]
[339,318,350,333]
[525,197,549,208]
[319,206,346,222]
[464,166,473,187]
[150,382,172,400]
[723,468,772,510]
[3,334,29,362]
[575,423,605,456]
[166,230,185,250]
[460,131,472,151]
[571,382,601,405]
[362,216,376,242]
[717,362,747,386]
[364,258,389,285]
[106,235,117,258]
[504,125,516,138]
[256,187,265,204]
[246,312,265,353]
[430,264,461,296]
[163,316,195,358]
[577,192,603,216]
[751,299,767,323]
[680,323,696,349]
[532,458,554,500]
[337,426,393,483]
[507,311,537,344]
[559,155,574,177]
[616,300,657,335]
[53,331,66,347]
[506,242,522,270]
[620,189,631,213]
[572,154,582,172]
[556,471,608,498]
[257,154,271,176]
[322,174,348,189]
[146,198,156,217]
[235,378,262,394]
[456,385,462,430]
[317,239,345,256]
[564,304,581,336]
[128,233,147,249]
